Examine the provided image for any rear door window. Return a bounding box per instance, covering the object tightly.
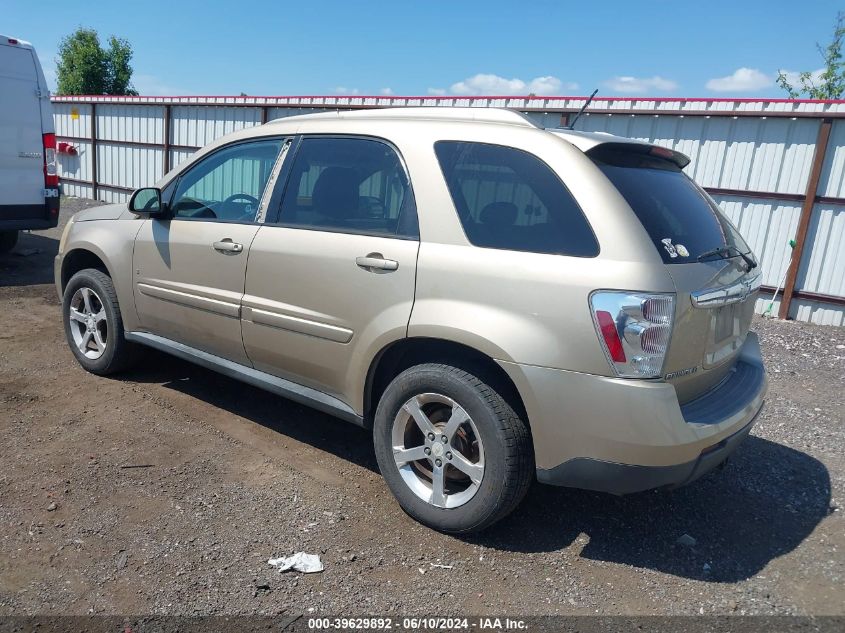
[589,145,751,264]
[276,137,418,238]
[434,141,598,257]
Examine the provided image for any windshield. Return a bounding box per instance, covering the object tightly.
[590,146,751,264]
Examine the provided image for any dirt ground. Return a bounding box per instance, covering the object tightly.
[0,199,843,617]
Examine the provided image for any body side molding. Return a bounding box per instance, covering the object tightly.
[136,282,241,318]
[124,331,365,426]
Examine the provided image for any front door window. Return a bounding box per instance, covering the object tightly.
[170,139,284,222]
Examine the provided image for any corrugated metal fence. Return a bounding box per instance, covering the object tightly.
[51,95,845,326]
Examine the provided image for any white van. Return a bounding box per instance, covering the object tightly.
[0,34,59,253]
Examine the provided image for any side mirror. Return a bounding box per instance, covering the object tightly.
[128,187,166,217]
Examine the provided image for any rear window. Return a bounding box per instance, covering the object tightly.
[590,145,750,264]
[434,141,599,257]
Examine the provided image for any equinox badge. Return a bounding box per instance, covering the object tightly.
[665,366,699,380]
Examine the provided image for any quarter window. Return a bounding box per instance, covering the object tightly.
[277,137,417,238]
[170,139,284,222]
[434,141,598,257]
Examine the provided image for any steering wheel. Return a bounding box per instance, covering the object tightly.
[221,193,261,221]
[223,193,259,208]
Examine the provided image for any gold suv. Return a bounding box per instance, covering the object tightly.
[55,108,767,532]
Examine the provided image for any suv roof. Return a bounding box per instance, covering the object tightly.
[263,107,689,163]
[268,106,539,128]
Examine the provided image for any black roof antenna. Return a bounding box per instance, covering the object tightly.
[566,89,598,129]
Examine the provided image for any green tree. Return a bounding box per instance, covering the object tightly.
[56,28,138,95]
[777,12,845,99]
[105,36,137,95]
[56,28,106,94]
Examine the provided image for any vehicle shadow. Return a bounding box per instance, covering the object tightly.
[123,350,379,474]
[0,232,59,287]
[469,435,832,582]
[122,351,831,583]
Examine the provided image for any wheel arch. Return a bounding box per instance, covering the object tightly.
[364,337,529,429]
[60,246,114,295]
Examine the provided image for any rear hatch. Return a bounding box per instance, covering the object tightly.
[588,143,761,403]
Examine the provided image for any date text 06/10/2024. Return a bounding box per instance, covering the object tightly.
[306,617,528,630]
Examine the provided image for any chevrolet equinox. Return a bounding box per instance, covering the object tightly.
[55,108,767,533]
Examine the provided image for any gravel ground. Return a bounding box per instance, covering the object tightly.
[0,198,842,616]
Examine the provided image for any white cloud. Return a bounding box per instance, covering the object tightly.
[334,86,360,95]
[448,73,577,96]
[133,73,188,96]
[603,75,678,94]
[705,68,772,92]
[778,68,826,88]
[379,87,394,95]
[527,75,577,95]
[428,87,446,95]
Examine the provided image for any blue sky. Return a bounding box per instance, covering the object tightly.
[3,0,842,98]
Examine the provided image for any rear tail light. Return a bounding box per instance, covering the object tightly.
[43,133,58,187]
[590,291,674,378]
[595,310,626,362]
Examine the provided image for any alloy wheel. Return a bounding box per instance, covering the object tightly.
[68,287,108,360]
[391,392,485,509]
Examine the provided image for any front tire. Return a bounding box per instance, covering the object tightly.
[373,363,533,533]
[62,268,137,375]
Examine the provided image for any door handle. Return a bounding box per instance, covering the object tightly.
[213,239,243,253]
[356,254,399,272]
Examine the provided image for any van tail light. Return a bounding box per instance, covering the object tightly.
[43,133,58,187]
[590,291,674,378]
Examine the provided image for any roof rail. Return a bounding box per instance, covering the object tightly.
[270,107,539,128]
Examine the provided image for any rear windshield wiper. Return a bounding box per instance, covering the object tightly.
[697,245,757,270]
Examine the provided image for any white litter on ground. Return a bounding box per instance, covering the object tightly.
[268,552,324,574]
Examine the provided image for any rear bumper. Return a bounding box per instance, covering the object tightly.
[498,331,767,494]
[535,411,758,493]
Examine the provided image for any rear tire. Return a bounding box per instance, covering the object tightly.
[0,230,19,254]
[373,363,533,533]
[62,268,138,375]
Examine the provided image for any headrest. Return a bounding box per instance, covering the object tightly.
[312,167,360,215]
[479,201,518,226]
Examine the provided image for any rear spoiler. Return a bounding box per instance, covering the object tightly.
[586,141,691,169]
